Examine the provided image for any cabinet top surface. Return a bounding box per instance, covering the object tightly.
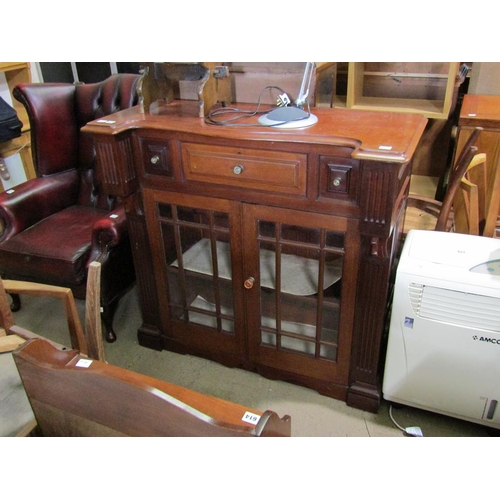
[459,94,500,126]
[83,101,427,163]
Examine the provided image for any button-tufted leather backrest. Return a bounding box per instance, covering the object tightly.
[73,74,141,209]
[14,73,141,210]
[75,74,141,171]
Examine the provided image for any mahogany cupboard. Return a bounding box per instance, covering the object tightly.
[83,102,426,412]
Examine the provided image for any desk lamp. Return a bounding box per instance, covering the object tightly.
[258,62,318,129]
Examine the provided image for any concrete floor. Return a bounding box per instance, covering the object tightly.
[10,285,493,438]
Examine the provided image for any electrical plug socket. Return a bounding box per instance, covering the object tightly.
[405,426,424,437]
[0,157,10,181]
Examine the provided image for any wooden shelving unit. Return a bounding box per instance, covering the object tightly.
[0,62,36,190]
[0,62,31,126]
[339,62,460,120]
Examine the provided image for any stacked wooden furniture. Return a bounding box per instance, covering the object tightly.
[140,62,337,116]
[402,128,499,236]
[83,100,426,413]
[456,94,500,219]
[335,62,462,182]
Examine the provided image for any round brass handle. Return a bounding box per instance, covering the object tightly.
[244,277,255,289]
[151,155,160,164]
[333,177,342,187]
[233,165,244,175]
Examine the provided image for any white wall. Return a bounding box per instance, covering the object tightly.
[468,62,500,95]
[30,63,42,83]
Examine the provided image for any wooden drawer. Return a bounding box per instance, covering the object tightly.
[181,143,307,195]
[319,156,359,201]
[139,136,175,178]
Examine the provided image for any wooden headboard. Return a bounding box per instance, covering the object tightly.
[13,338,291,437]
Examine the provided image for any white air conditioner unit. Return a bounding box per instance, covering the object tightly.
[383,229,500,430]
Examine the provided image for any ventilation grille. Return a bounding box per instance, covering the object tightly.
[408,282,500,333]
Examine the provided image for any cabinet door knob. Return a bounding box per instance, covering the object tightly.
[244,277,255,289]
[233,164,244,175]
[151,155,160,164]
[333,177,342,187]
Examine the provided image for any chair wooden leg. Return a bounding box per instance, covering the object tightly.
[9,293,21,312]
[102,299,119,343]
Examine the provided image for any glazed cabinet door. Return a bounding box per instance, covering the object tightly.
[242,204,360,386]
[143,189,246,363]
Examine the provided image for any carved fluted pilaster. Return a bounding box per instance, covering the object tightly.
[95,133,138,197]
[125,194,163,350]
[359,161,399,237]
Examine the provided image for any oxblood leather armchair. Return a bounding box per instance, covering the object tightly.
[0,73,142,343]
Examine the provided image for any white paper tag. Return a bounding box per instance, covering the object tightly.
[241,411,261,426]
[75,358,93,368]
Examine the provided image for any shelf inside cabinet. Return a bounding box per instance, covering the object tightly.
[189,294,339,359]
[171,238,342,296]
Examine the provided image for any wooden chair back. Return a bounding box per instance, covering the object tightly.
[404,145,479,235]
[434,144,478,232]
[453,153,500,237]
[404,127,485,236]
[0,261,105,362]
[13,337,292,437]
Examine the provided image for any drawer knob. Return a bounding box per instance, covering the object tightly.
[233,165,244,175]
[244,277,255,289]
[333,177,342,187]
[150,155,160,165]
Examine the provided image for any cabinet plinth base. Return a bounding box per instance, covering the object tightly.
[254,364,349,404]
[160,337,245,370]
[137,324,164,351]
[346,381,381,413]
[138,335,381,412]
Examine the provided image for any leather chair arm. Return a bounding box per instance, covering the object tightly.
[89,206,129,262]
[0,170,80,242]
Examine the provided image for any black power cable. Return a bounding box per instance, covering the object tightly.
[204,85,311,128]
